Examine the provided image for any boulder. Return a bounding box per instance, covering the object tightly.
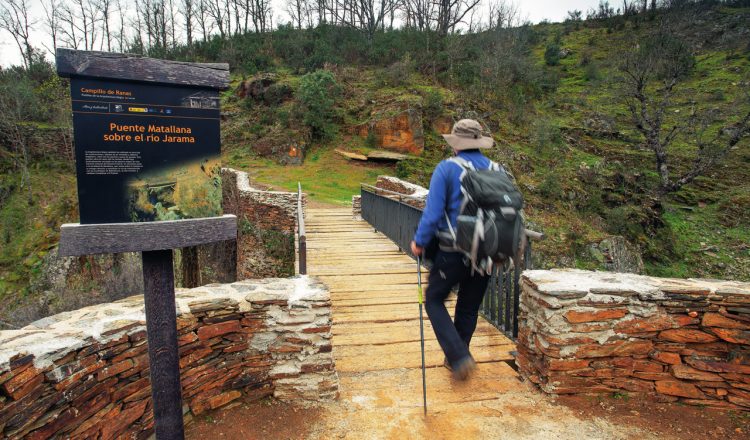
[366,150,410,161]
[335,149,367,161]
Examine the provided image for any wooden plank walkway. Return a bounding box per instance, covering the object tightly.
[306,208,524,435]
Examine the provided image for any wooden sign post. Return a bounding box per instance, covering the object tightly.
[56,49,234,440]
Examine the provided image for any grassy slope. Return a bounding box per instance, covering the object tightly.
[0,160,77,299]
[219,11,749,280]
[1,8,748,304]
[531,14,750,279]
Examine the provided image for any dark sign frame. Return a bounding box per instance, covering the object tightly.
[56,48,235,440]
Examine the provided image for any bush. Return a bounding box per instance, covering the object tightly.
[544,43,561,66]
[422,89,444,121]
[539,173,564,200]
[531,119,564,152]
[296,70,341,141]
[381,54,414,87]
[584,62,602,81]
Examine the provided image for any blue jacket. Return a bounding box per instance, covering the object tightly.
[413,150,491,247]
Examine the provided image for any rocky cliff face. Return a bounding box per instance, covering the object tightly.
[353,108,424,155]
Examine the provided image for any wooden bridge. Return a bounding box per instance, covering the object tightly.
[305,207,527,436]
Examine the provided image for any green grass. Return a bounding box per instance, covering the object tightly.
[223,144,395,205]
[0,162,77,300]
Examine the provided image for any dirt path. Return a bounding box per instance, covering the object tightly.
[187,208,748,439]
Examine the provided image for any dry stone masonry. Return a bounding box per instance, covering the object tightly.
[351,195,362,219]
[0,276,337,439]
[222,167,305,279]
[516,269,750,410]
[374,176,427,209]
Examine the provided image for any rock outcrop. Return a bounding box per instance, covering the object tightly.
[516,269,750,410]
[353,108,424,155]
[0,276,338,439]
[589,236,645,274]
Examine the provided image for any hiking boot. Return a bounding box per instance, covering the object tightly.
[452,356,476,381]
[443,357,452,371]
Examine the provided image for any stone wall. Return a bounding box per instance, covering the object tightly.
[352,195,361,219]
[516,269,750,410]
[374,176,427,209]
[0,276,337,439]
[221,168,305,280]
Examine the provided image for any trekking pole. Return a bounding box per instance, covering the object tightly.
[416,256,427,416]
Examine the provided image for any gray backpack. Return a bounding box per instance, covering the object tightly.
[440,157,524,274]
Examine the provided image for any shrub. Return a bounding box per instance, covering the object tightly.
[422,89,444,121]
[296,70,341,141]
[531,119,564,152]
[539,173,564,200]
[544,43,561,66]
[381,54,414,87]
[584,62,602,81]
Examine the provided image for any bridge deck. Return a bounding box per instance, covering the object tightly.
[306,207,524,436]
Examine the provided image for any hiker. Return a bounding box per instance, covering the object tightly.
[410,118,497,381]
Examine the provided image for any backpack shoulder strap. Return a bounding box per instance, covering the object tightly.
[447,156,475,172]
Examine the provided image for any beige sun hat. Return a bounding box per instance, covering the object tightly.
[442,119,494,150]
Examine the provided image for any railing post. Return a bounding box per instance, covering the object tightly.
[297,182,306,275]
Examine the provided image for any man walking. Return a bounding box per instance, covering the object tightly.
[410,119,495,381]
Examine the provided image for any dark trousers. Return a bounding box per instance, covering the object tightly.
[424,250,490,368]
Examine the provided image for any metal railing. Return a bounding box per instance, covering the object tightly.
[297,182,306,275]
[360,184,537,340]
[360,184,424,255]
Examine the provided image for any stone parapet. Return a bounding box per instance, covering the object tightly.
[0,276,337,439]
[516,269,750,410]
[375,176,427,209]
[222,168,305,279]
[352,195,362,219]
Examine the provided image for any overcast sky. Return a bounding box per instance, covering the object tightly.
[0,0,604,68]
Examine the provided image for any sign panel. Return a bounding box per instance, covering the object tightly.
[70,78,222,223]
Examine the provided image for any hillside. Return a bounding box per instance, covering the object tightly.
[219,7,750,279]
[0,4,749,325]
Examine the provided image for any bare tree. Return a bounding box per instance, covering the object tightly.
[143,0,170,50]
[403,0,434,30]
[41,0,61,56]
[435,0,481,36]
[620,32,750,196]
[196,0,211,40]
[73,0,101,50]
[58,2,82,49]
[206,0,226,37]
[286,0,311,29]
[131,0,146,51]
[99,0,113,51]
[487,0,521,30]
[0,0,35,68]
[181,0,194,44]
[169,0,178,47]
[327,0,400,40]
[115,0,126,51]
